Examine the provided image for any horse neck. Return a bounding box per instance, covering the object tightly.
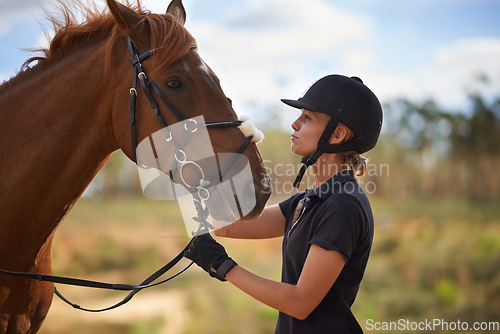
[0,43,125,267]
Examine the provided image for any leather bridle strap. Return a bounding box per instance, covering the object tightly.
[0,37,255,313]
[0,239,194,312]
[127,37,244,161]
[127,36,253,187]
[0,241,193,312]
[128,37,187,163]
[55,239,194,312]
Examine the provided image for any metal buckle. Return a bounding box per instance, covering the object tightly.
[184,118,199,133]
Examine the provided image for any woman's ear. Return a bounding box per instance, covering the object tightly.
[329,125,347,144]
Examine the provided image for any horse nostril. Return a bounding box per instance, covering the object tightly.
[256,174,272,196]
[259,173,273,195]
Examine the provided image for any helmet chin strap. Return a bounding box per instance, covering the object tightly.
[293,117,360,188]
[293,150,323,188]
[293,117,338,188]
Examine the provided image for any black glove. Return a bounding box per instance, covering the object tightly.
[184,234,237,281]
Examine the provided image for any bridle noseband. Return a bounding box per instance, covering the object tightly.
[0,37,257,313]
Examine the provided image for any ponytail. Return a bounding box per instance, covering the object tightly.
[339,123,368,177]
[345,153,368,177]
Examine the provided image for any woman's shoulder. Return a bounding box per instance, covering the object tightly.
[319,191,364,216]
[331,177,371,210]
[317,186,372,223]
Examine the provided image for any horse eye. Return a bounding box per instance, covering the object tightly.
[167,80,181,89]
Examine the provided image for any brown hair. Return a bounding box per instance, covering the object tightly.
[338,123,368,177]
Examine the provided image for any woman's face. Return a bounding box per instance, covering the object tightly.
[291,109,330,156]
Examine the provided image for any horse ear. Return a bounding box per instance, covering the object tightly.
[166,0,186,26]
[107,0,145,40]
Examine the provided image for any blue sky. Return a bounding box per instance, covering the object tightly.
[1,0,500,128]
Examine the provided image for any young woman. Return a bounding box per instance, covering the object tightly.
[184,74,383,333]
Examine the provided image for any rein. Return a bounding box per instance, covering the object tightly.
[0,243,193,312]
[0,37,255,312]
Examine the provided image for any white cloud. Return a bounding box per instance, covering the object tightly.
[366,73,417,104]
[0,0,41,17]
[382,38,500,111]
[427,38,500,105]
[0,72,10,84]
[0,0,50,36]
[184,0,375,122]
[340,49,375,69]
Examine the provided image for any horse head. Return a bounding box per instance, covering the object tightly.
[106,0,271,224]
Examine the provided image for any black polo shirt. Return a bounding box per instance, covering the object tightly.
[276,170,374,334]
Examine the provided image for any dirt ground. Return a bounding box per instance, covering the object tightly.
[42,288,189,334]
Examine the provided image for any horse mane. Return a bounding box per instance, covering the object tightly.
[0,0,194,93]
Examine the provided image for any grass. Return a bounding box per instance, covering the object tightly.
[41,196,500,333]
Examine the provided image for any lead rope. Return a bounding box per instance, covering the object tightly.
[52,153,213,312]
[52,185,211,312]
[51,123,250,312]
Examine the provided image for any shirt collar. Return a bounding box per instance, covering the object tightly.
[307,169,355,199]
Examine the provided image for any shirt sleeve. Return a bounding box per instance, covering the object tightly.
[309,193,365,263]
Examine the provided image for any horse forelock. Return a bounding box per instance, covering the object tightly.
[144,13,195,73]
[0,1,194,93]
[38,1,193,66]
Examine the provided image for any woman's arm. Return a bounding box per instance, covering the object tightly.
[225,244,345,320]
[213,204,286,239]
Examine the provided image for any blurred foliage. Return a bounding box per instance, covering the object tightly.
[356,198,500,332]
[380,88,500,200]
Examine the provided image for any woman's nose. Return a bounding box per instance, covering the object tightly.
[292,118,300,131]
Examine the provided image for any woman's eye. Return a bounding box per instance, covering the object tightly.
[167,80,181,89]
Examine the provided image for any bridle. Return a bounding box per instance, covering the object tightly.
[0,37,256,312]
[127,34,258,245]
[127,36,255,231]
[127,37,253,168]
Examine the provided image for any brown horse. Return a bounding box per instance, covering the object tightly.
[0,0,271,332]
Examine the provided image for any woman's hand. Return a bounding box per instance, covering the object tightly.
[184,234,237,281]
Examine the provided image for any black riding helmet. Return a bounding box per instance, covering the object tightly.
[281,74,383,187]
